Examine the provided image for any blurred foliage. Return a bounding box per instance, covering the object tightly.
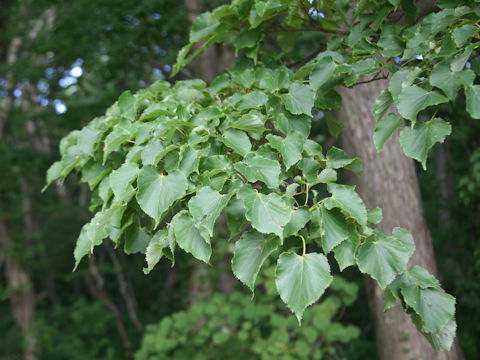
[34,299,118,360]
[459,148,480,206]
[136,269,360,360]
[418,99,480,359]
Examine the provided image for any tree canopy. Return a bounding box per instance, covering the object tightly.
[44,0,480,353]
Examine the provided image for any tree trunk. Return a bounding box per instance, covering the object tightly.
[0,221,37,360]
[337,80,463,360]
[184,0,218,83]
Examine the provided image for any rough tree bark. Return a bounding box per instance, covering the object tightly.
[338,79,463,360]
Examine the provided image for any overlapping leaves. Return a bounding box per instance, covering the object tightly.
[385,266,457,351]
[45,0,471,351]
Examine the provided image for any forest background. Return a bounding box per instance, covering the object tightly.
[0,0,479,359]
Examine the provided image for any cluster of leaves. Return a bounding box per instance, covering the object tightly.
[45,0,480,351]
[136,272,360,360]
[177,0,480,169]
[34,299,118,360]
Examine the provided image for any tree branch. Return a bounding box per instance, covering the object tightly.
[105,244,144,333]
[85,255,132,353]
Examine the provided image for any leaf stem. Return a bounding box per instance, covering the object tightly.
[304,184,309,206]
[235,171,248,184]
[299,234,306,257]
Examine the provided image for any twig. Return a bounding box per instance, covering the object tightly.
[85,255,132,353]
[287,46,325,69]
[105,244,144,332]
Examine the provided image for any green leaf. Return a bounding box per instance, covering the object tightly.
[118,91,136,120]
[320,206,349,253]
[74,205,122,269]
[273,111,311,138]
[373,113,403,152]
[209,73,230,94]
[423,318,456,351]
[450,43,475,72]
[124,226,150,255]
[326,183,367,227]
[326,147,356,169]
[345,59,379,85]
[177,145,209,176]
[108,206,130,245]
[325,115,344,138]
[237,90,268,111]
[452,24,478,47]
[136,167,188,222]
[77,127,101,157]
[356,228,415,288]
[237,185,291,239]
[234,154,281,189]
[141,141,166,166]
[309,57,336,90]
[372,89,393,122]
[188,187,229,236]
[190,12,219,42]
[220,129,251,156]
[387,266,456,349]
[232,231,280,292]
[257,67,290,92]
[298,158,321,183]
[388,68,422,101]
[429,62,474,100]
[230,110,266,134]
[200,155,232,176]
[225,198,246,240]
[139,103,170,121]
[87,205,122,247]
[172,211,211,263]
[283,207,310,238]
[465,85,480,119]
[396,86,448,122]
[73,225,97,270]
[143,229,169,274]
[281,83,315,116]
[399,118,452,169]
[109,162,139,203]
[275,252,333,322]
[81,162,110,190]
[378,25,404,57]
[404,288,454,333]
[126,145,143,163]
[333,224,361,271]
[103,125,131,163]
[43,161,63,191]
[303,140,324,160]
[316,168,337,184]
[388,0,400,9]
[266,132,304,169]
[234,27,262,50]
[228,59,256,88]
[98,176,112,202]
[367,207,383,224]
